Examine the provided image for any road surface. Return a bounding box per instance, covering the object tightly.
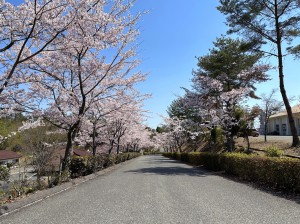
[1,155,299,224]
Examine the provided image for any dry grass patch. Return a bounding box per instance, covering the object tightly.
[236,136,300,157]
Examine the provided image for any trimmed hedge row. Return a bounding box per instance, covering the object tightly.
[143,152,162,155]
[70,152,141,178]
[163,152,300,193]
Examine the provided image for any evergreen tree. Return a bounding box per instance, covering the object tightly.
[218,0,300,146]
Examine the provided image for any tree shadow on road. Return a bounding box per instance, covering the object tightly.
[125,166,209,177]
[141,156,300,204]
[144,157,182,164]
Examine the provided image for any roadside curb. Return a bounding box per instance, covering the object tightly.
[0,157,140,217]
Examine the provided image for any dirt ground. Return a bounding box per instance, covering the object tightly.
[236,135,300,157]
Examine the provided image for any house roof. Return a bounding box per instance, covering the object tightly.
[44,147,92,171]
[0,150,22,161]
[73,148,91,157]
[270,105,300,118]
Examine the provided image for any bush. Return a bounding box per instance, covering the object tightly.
[12,144,23,152]
[70,156,87,177]
[265,145,283,157]
[163,152,223,171]
[70,153,141,177]
[0,166,9,181]
[143,151,162,155]
[115,153,128,164]
[210,127,224,144]
[86,154,106,173]
[163,152,300,193]
[222,153,300,192]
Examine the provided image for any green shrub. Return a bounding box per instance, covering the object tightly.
[0,166,9,181]
[86,154,106,173]
[180,152,189,162]
[70,153,141,177]
[127,153,134,160]
[70,156,87,177]
[265,145,283,157]
[163,152,300,193]
[187,153,203,166]
[222,153,300,192]
[115,153,128,164]
[24,187,35,194]
[210,127,224,146]
[143,151,162,155]
[107,154,116,166]
[201,153,223,171]
[163,152,223,171]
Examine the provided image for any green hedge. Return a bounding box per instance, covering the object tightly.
[163,152,300,193]
[70,152,141,178]
[143,152,162,155]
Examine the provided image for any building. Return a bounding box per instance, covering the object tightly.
[267,105,300,136]
[0,150,22,166]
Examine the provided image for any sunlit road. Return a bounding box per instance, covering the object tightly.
[1,155,299,224]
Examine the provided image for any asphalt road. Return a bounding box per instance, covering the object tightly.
[1,155,300,224]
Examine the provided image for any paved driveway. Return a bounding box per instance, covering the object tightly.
[1,155,299,224]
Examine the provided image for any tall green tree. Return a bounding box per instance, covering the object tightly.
[167,98,188,119]
[218,0,300,146]
[192,37,268,151]
[195,37,266,94]
[167,96,203,123]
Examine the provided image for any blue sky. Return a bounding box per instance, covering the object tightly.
[8,0,300,128]
[134,0,228,128]
[133,0,300,128]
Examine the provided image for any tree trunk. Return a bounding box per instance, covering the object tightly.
[226,134,234,152]
[108,140,114,154]
[277,48,299,146]
[264,120,268,142]
[62,130,74,172]
[275,3,299,147]
[245,135,251,153]
[133,143,137,152]
[92,124,96,156]
[116,137,121,154]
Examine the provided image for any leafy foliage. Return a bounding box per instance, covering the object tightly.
[70,153,141,178]
[164,152,300,193]
[196,37,266,93]
[0,166,9,182]
[218,0,300,146]
[265,145,283,157]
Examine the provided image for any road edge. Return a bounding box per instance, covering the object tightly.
[0,156,141,217]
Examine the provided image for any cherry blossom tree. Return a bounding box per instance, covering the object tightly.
[100,99,148,154]
[75,90,148,155]
[0,0,75,115]
[16,0,145,172]
[160,116,190,152]
[218,0,300,146]
[121,121,153,152]
[75,98,129,156]
[189,38,270,150]
[185,65,269,151]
